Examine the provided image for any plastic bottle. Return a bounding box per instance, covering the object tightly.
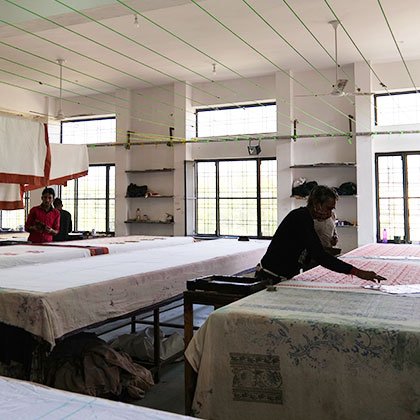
[136,208,141,222]
[382,228,387,243]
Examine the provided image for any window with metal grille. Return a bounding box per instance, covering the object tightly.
[375,91,420,126]
[58,116,116,233]
[376,152,420,243]
[61,116,116,144]
[60,164,115,233]
[0,192,30,231]
[195,158,277,238]
[196,102,276,137]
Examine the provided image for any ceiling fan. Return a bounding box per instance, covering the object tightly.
[296,20,372,98]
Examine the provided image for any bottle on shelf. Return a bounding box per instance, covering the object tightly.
[382,228,388,243]
[136,208,141,222]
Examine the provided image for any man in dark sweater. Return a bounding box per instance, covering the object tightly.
[53,198,73,242]
[257,185,385,283]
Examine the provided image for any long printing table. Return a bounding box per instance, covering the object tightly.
[0,236,195,269]
[185,243,420,420]
[0,239,268,346]
[0,238,268,380]
[0,376,192,419]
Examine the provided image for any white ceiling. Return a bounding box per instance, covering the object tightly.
[0,0,419,102]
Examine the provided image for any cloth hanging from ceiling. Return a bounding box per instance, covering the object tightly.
[0,184,24,210]
[0,114,89,209]
[48,143,88,186]
[0,115,50,185]
[0,144,89,209]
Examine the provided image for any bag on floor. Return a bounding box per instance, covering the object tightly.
[110,327,184,362]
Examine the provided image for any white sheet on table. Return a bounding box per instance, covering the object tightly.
[0,239,269,345]
[379,284,420,294]
[0,376,191,420]
[185,287,420,420]
[0,245,91,269]
[60,235,194,254]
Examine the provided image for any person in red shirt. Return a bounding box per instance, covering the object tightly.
[25,187,60,243]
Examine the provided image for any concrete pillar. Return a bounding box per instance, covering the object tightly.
[173,82,195,236]
[275,71,294,223]
[354,62,376,245]
[115,89,131,236]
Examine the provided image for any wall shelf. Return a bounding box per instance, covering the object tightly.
[125,220,174,225]
[125,168,174,174]
[125,195,173,199]
[125,167,175,234]
[290,162,356,168]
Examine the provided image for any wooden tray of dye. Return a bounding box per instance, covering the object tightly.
[187,275,267,294]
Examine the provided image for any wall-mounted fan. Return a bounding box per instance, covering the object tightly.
[297,20,373,98]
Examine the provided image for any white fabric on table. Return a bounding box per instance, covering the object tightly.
[61,235,194,254]
[185,286,420,420]
[0,245,91,269]
[0,376,191,419]
[342,242,420,259]
[0,237,194,269]
[0,239,268,345]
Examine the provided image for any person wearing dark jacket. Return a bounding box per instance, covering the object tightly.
[257,185,385,283]
[53,198,73,242]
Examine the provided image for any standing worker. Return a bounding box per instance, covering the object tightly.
[53,197,73,241]
[25,187,60,243]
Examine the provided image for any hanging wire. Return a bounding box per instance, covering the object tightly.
[241,0,347,96]
[376,0,418,92]
[189,0,357,127]
[0,30,342,137]
[281,0,357,90]
[0,40,195,122]
[323,0,388,91]
[279,0,388,130]
[241,0,360,135]
[115,0,350,135]
[3,0,224,106]
[323,0,407,121]
[52,0,239,96]
[50,0,342,136]
[2,2,329,137]
[49,0,295,130]
[92,126,420,148]
[0,0,368,139]
[0,56,193,128]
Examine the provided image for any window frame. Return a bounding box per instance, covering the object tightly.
[374,90,420,126]
[0,192,30,231]
[195,101,276,138]
[194,157,277,239]
[59,163,115,234]
[375,151,419,243]
[60,115,116,144]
